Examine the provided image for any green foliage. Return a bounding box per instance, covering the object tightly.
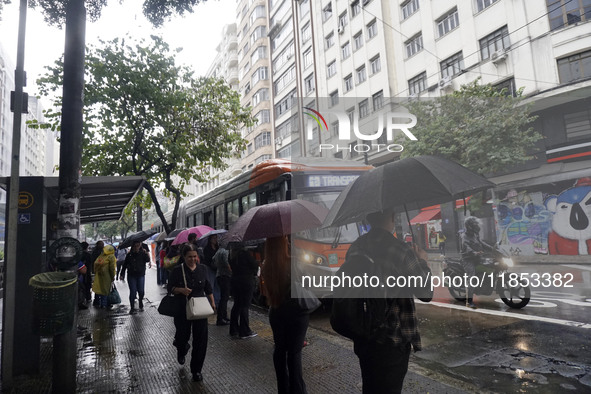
[28,0,206,27]
[401,79,542,175]
[37,35,255,232]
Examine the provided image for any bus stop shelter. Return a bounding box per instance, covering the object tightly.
[0,175,145,379]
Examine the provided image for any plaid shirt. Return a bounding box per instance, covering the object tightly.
[348,228,432,351]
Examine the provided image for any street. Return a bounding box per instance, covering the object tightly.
[309,261,591,392]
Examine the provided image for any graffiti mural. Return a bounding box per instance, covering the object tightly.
[494,177,591,256]
[494,189,553,256]
[545,178,591,255]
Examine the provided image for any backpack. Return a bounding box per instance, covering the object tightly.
[330,251,393,342]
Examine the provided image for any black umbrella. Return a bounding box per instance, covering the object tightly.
[323,155,495,229]
[164,228,186,241]
[119,230,157,249]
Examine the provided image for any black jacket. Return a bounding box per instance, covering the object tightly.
[121,250,151,277]
[167,263,212,300]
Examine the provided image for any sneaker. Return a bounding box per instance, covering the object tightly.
[216,320,230,326]
[240,332,258,339]
[466,302,477,309]
[177,343,190,365]
[138,300,144,310]
[192,372,203,382]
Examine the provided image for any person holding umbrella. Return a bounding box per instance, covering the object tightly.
[349,209,433,394]
[120,240,151,312]
[261,236,310,394]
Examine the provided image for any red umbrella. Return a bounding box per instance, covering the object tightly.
[171,225,215,246]
[226,200,329,242]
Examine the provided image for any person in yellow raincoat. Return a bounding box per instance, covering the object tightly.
[92,244,117,309]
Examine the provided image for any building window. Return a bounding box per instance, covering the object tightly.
[347,108,355,124]
[247,143,253,155]
[303,48,313,68]
[370,55,381,74]
[494,78,516,97]
[547,0,591,30]
[339,11,348,27]
[405,34,423,58]
[251,46,267,64]
[327,60,337,78]
[331,121,339,137]
[476,0,499,12]
[564,110,591,141]
[408,72,427,95]
[255,154,272,165]
[372,90,383,111]
[359,99,369,118]
[437,8,459,37]
[275,89,297,118]
[479,25,510,60]
[251,66,268,86]
[330,90,339,107]
[440,51,464,78]
[334,151,343,159]
[356,65,367,84]
[354,32,364,51]
[250,5,266,24]
[272,42,295,73]
[301,23,311,43]
[252,88,269,106]
[251,26,267,45]
[254,109,270,125]
[344,74,353,92]
[557,49,591,83]
[300,0,310,17]
[305,73,315,94]
[367,19,378,39]
[350,141,359,158]
[351,0,361,17]
[401,0,419,20]
[274,65,296,95]
[255,132,271,149]
[341,41,351,59]
[325,32,335,49]
[323,2,333,22]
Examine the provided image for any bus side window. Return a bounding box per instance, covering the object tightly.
[215,204,225,229]
[204,211,213,227]
[227,199,239,226]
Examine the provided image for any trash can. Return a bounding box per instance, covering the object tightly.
[29,272,78,336]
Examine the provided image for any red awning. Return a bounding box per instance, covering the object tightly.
[410,209,441,225]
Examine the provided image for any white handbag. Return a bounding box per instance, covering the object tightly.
[182,265,214,320]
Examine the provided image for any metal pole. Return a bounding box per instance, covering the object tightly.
[1,0,28,387]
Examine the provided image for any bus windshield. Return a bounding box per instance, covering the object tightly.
[296,192,360,244]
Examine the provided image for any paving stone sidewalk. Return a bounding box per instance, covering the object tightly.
[2,268,472,393]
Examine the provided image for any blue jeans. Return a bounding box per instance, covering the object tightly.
[127,274,145,307]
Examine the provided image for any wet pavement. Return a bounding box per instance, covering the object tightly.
[1,268,473,393]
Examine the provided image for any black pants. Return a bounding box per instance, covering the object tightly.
[173,314,209,374]
[269,303,309,394]
[353,341,411,394]
[230,276,254,336]
[217,275,231,322]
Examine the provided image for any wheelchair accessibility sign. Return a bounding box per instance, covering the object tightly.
[18,213,31,224]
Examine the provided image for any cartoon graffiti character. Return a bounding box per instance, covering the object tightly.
[545,178,591,255]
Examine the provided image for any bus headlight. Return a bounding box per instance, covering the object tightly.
[302,252,327,266]
[502,258,514,268]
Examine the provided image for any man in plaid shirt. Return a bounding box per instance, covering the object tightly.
[348,209,433,394]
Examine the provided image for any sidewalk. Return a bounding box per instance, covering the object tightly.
[3,268,473,393]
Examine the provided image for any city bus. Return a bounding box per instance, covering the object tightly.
[157,157,373,297]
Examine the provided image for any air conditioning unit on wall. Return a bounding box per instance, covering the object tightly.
[491,49,508,65]
[338,25,344,34]
[439,75,453,89]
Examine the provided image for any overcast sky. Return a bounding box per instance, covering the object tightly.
[0,0,236,103]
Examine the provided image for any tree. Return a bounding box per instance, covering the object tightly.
[401,79,541,175]
[36,35,255,233]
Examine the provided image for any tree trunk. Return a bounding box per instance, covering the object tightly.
[143,181,172,234]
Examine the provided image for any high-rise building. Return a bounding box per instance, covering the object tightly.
[237,0,274,171]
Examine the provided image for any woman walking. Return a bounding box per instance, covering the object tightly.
[261,236,309,394]
[92,244,117,309]
[229,244,259,339]
[167,244,216,382]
